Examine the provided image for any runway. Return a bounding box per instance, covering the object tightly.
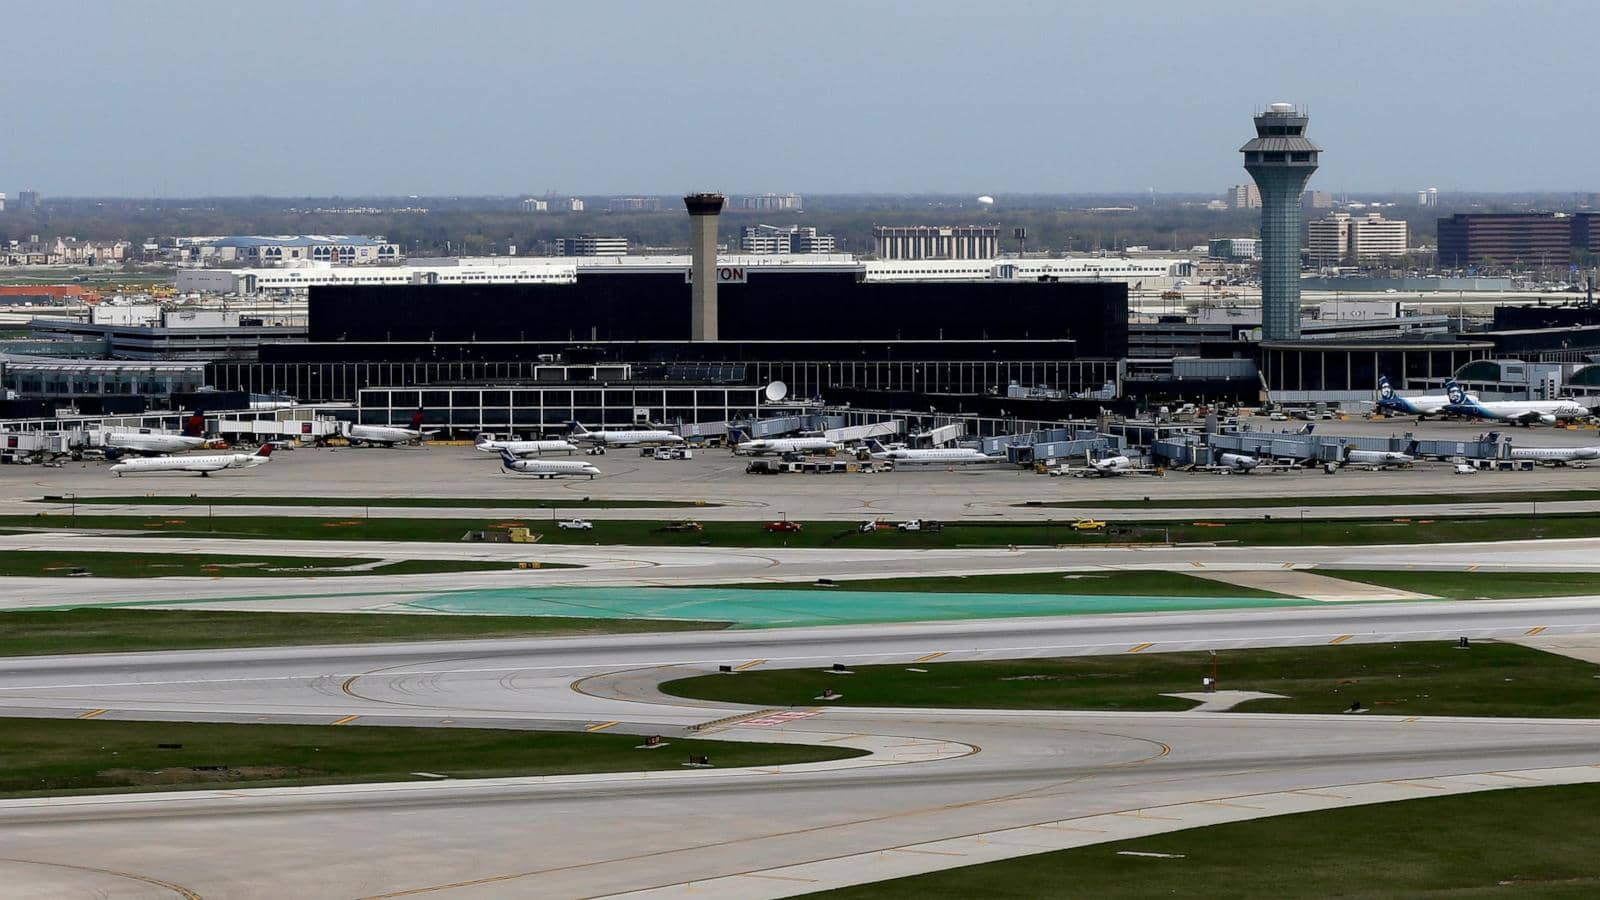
[3,531,1600,614]
[4,600,1600,897]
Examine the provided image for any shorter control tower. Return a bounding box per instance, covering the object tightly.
[684,192,725,341]
[1241,102,1320,341]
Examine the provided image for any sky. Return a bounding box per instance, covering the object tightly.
[3,0,1596,197]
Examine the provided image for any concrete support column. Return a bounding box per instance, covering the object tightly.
[684,193,725,341]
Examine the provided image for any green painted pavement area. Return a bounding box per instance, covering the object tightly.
[401,586,1320,628]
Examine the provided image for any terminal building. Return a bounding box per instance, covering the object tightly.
[205,206,1129,426]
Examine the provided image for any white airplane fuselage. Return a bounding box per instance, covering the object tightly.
[477,439,579,456]
[736,438,839,456]
[104,432,206,455]
[110,448,273,476]
[572,427,683,447]
[345,424,425,446]
[499,454,599,479]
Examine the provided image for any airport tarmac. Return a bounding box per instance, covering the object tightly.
[3,603,1600,898]
[5,420,1600,896]
[4,417,1600,525]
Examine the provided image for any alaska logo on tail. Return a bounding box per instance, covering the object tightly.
[1378,376,1395,402]
[1445,379,1467,406]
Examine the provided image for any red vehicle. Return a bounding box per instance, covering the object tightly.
[763,520,803,533]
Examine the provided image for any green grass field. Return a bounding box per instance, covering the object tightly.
[0,717,859,798]
[41,494,710,509]
[0,549,548,578]
[1021,489,1600,510]
[0,608,726,656]
[662,642,1600,717]
[736,570,1286,597]
[815,783,1600,899]
[1323,568,1600,599]
[9,512,1600,547]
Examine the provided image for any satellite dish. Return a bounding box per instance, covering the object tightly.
[765,381,789,402]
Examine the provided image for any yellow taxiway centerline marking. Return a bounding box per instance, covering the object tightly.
[914,651,947,663]
[1329,634,1353,644]
[1128,642,1154,653]
[1526,626,1547,636]
[331,714,360,726]
[734,659,767,671]
[585,721,619,732]
[77,708,108,720]
[1386,780,1447,791]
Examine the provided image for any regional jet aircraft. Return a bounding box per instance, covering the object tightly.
[498,449,599,479]
[566,422,684,447]
[865,440,998,464]
[343,409,437,446]
[102,411,207,457]
[475,434,579,456]
[109,444,273,477]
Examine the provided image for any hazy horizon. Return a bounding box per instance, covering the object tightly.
[5,1,1596,197]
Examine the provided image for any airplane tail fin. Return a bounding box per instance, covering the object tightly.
[409,409,425,431]
[475,433,491,445]
[183,411,205,438]
[567,421,590,435]
[867,439,887,454]
[729,427,746,444]
[499,449,517,468]
[1405,439,1420,456]
[255,444,274,458]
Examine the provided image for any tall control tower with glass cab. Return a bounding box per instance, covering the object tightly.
[1242,102,1320,341]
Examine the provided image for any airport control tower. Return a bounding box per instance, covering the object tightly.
[684,192,725,341]
[1241,102,1320,341]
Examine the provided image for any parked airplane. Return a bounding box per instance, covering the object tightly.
[1444,380,1591,426]
[1214,451,1262,473]
[475,434,579,456]
[1339,440,1420,469]
[102,412,207,457]
[1375,376,1460,418]
[730,429,839,456]
[498,449,599,479]
[343,409,436,446]
[109,444,273,477]
[1065,450,1162,477]
[567,422,684,447]
[1486,432,1600,466]
[865,440,998,464]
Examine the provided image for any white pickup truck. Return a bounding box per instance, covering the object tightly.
[557,518,594,530]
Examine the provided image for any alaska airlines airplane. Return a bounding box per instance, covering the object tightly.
[102,412,207,457]
[731,429,839,456]
[109,444,273,477]
[1375,376,1457,418]
[567,422,684,447]
[1444,380,1591,426]
[866,440,997,464]
[498,449,599,479]
[475,434,579,456]
[343,409,436,446]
